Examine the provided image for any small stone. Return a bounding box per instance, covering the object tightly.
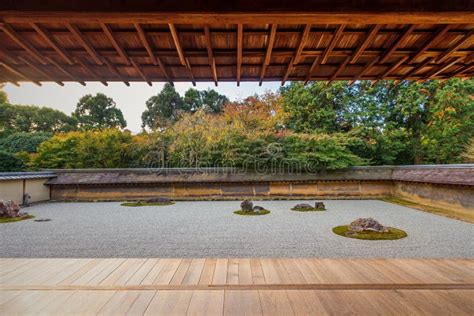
[253,205,266,211]
[349,218,388,233]
[314,202,326,210]
[34,218,52,222]
[240,200,253,212]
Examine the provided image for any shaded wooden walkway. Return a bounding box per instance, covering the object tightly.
[1,258,473,315]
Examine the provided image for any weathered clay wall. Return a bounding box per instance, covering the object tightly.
[0,178,50,205]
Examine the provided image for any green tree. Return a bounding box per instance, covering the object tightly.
[73,93,126,130]
[0,150,24,172]
[142,83,185,129]
[0,132,51,153]
[0,84,8,104]
[183,88,229,114]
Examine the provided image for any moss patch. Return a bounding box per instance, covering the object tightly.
[0,215,35,223]
[121,201,175,207]
[332,225,407,240]
[291,206,325,212]
[234,210,270,216]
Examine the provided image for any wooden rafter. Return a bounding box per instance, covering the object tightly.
[66,23,103,65]
[402,57,434,80]
[259,24,277,86]
[282,56,295,85]
[349,57,380,84]
[425,57,462,79]
[294,24,312,65]
[0,22,47,65]
[17,56,64,86]
[408,25,451,64]
[304,56,320,84]
[204,25,218,86]
[0,46,18,65]
[237,24,243,86]
[321,24,346,64]
[169,24,187,66]
[100,23,130,65]
[30,23,74,65]
[0,61,41,86]
[134,24,158,65]
[185,58,196,86]
[380,24,416,63]
[102,58,129,86]
[157,58,173,85]
[330,55,351,81]
[436,29,474,63]
[378,56,409,79]
[47,57,86,86]
[130,58,151,86]
[349,24,381,63]
[75,57,108,86]
[451,63,473,77]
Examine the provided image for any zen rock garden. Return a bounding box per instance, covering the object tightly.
[291,202,326,211]
[234,200,270,216]
[0,199,34,223]
[333,217,408,240]
[121,197,175,207]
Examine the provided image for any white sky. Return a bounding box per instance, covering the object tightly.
[4,81,281,133]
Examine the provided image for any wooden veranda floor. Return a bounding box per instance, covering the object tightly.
[1,258,473,315]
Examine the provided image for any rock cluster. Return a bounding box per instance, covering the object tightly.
[146,197,172,204]
[292,202,326,210]
[0,200,27,218]
[349,218,388,233]
[240,200,267,213]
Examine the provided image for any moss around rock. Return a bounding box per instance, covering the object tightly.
[0,214,35,223]
[121,201,175,207]
[332,225,407,240]
[234,209,270,216]
[291,205,326,212]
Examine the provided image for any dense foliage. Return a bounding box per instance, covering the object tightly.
[0,79,473,172]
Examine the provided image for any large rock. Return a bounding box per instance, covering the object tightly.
[240,200,253,212]
[0,200,23,218]
[146,197,172,204]
[293,203,313,210]
[349,218,388,233]
[314,202,326,210]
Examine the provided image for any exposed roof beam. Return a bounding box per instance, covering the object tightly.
[321,24,346,64]
[349,24,381,63]
[204,25,218,86]
[75,57,108,86]
[259,24,277,86]
[349,57,380,84]
[0,22,47,65]
[330,55,351,81]
[294,24,312,65]
[282,56,295,86]
[378,56,409,79]
[102,58,129,86]
[130,58,152,86]
[66,23,103,65]
[134,24,158,65]
[436,29,474,63]
[408,25,451,64]
[47,57,86,86]
[450,63,473,77]
[156,58,173,85]
[185,58,196,86]
[0,61,41,86]
[30,23,74,65]
[100,23,130,65]
[402,57,434,80]
[0,46,18,65]
[380,24,416,63]
[304,56,320,84]
[237,24,243,86]
[17,56,64,86]
[425,57,462,79]
[169,23,187,66]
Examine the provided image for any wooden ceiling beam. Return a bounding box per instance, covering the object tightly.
[378,56,409,79]
[102,58,129,86]
[330,55,351,81]
[204,25,218,86]
[134,24,158,65]
[259,24,277,86]
[304,56,320,84]
[185,58,196,86]
[100,23,130,65]
[130,58,152,86]
[157,57,173,85]
[425,57,462,79]
[169,24,187,66]
[0,46,18,65]
[294,24,312,65]
[282,56,295,85]
[237,24,243,86]
[408,25,451,64]
[75,57,108,86]
[450,64,473,77]
[349,24,381,64]
[66,23,103,65]
[47,57,86,86]
[380,24,416,63]
[30,23,74,65]
[17,56,64,86]
[0,61,41,86]
[0,22,47,65]
[402,57,434,80]
[349,57,380,84]
[436,29,474,63]
[321,24,346,64]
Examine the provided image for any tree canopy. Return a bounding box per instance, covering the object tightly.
[73,93,126,130]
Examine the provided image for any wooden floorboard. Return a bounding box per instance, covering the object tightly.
[1,258,473,315]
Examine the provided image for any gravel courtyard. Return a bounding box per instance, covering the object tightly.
[2,200,473,258]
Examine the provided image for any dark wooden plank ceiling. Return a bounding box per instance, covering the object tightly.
[0,1,473,86]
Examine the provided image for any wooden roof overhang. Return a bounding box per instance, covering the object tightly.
[1,1,473,86]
